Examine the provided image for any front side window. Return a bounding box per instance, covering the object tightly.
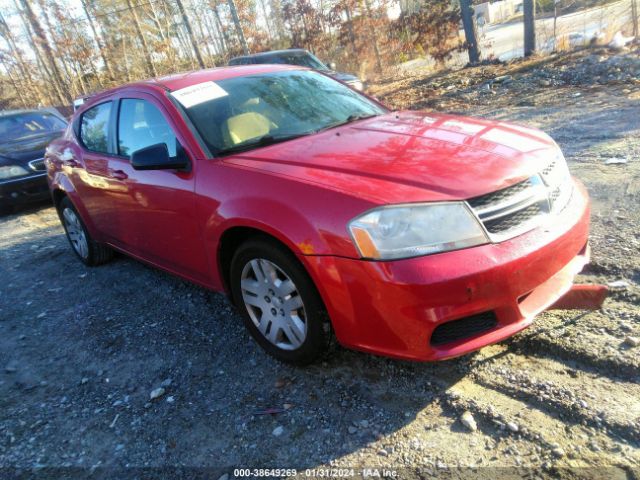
[117,99,179,158]
[80,102,112,153]
[177,70,386,156]
[0,111,66,142]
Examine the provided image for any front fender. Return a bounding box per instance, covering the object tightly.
[203,195,341,291]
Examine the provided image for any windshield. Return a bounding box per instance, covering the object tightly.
[0,112,66,142]
[257,52,328,70]
[176,70,386,156]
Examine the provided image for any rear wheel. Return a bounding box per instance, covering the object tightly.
[230,237,332,364]
[59,197,112,266]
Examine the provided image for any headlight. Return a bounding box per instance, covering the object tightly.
[0,165,29,180]
[349,203,488,260]
[348,80,364,91]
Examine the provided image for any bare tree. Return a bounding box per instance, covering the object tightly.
[459,0,480,63]
[80,0,114,81]
[227,0,250,54]
[175,0,206,68]
[0,12,44,104]
[125,0,158,77]
[17,0,71,103]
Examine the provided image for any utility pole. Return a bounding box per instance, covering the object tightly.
[175,0,206,68]
[227,0,249,55]
[523,0,536,57]
[459,0,480,64]
[632,0,638,38]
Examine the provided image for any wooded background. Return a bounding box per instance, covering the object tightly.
[0,0,635,109]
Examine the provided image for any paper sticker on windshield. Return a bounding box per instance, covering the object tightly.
[171,81,228,108]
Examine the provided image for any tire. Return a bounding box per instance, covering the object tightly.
[230,237,332,365]
[59,197,113,266]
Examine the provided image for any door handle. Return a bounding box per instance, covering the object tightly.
[109,169,128,180]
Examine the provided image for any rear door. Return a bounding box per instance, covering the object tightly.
[73,100,124,239]
[106,94,209,282]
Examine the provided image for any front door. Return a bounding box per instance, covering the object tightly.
[106,95,209,283]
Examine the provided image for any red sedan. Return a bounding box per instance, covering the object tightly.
[46,65,597,364]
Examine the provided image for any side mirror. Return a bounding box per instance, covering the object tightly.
[130,143,188,171]
[329,62,337,71]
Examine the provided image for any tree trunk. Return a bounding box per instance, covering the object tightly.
[228,0,250,54]
[459,0,480,64]
[523,0,536,57]
[175,0,206,68]
[212,6,230,54]
[125,0,157,77]
[205,11,225,56]
[194,10,215,64]
[80,0,114,81]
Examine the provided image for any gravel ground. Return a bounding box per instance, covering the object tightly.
[1,46,639,479]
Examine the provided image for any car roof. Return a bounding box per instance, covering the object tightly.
[230,49,309,61]
[82,64,306,106]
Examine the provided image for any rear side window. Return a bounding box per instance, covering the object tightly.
[117,99,179,158]
[80,102,112,153]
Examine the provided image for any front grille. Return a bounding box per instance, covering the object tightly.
[28,158,46,171]
[467,178,533,210]
[483,203,542,234]
[430,312,498,346]
[467,156,572,241]
[467,176,549,239]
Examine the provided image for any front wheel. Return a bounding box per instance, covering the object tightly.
[230,238,332,364]
[59,197,113,266]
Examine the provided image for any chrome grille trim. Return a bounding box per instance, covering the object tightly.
[467,156,572,243]
[467,175,550,241]
[28,158,46,171]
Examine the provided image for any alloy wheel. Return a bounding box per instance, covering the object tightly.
[240,258,307,350]
[63,207,89,260]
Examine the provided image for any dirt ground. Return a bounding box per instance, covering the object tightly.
[1,46,639,479]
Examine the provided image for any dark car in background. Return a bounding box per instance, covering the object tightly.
[228,48,364,91]
[0,108,67,210]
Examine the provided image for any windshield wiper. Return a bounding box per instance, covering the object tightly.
[216,132,312,156]
[317,113,380,133]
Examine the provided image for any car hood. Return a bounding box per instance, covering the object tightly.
[224,111,561,204]
[0,131,64,164]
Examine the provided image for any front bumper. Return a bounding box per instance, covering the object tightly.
[0,173,50,206]
[302,180,592,361]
